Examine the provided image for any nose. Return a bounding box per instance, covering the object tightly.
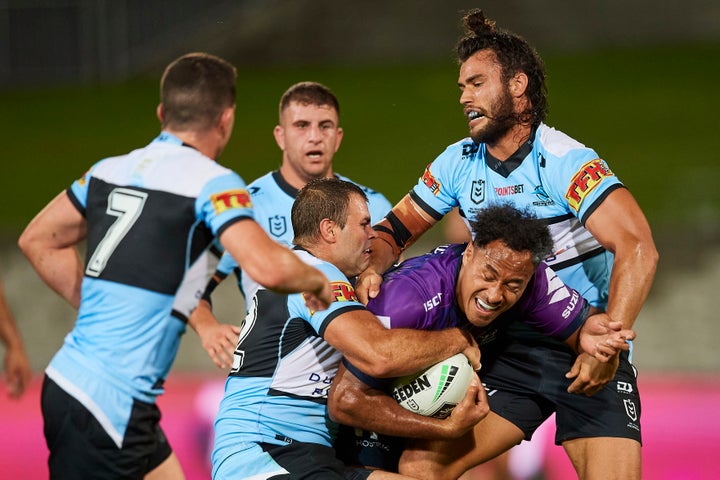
[459,87,472,106]
[484,284,503,305]
[308,124,322,142]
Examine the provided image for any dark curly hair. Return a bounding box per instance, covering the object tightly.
[470,203,553,266]
[456,9,548,126]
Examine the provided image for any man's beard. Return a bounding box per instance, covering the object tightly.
[471,89,517,145]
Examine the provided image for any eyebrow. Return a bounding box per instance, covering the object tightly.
[458,73,484,87]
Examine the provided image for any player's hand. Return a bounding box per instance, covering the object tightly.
[443,375,488,438]
[355,269,384,305]
[566,352,619,396]
[4,345,31,399]
[578,313,636,361]
[190,300,240,369]
[459,331,481,371]
[303,281,333,313]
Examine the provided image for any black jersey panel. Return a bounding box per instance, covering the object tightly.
[84,177,213,294]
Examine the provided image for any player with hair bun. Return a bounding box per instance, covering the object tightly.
[356,8,658,479]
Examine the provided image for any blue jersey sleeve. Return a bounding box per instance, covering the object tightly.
[286,259,366,337]
[537,127,623,224]
[197,173,255,237]
[216,251,239,276]
[410,140,474,219]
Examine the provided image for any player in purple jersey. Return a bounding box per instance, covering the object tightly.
[356,9,657,479]
[329,204,635,476]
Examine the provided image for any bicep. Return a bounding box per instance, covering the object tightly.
[218,219,288,280]
[323,309,388,367]
[584,188,654,254]
[20,191,87,250]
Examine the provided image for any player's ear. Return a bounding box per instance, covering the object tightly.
[508,72,528,98]
[218,106,235,137]
[319,218,336,243]
[273,125,285,150]
[156,104,165,123]
[462,242,474,265]
[334,127,344,152]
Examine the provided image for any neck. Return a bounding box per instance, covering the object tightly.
[279,162,334,190]
[163,128,221,160]
[485,123,533,161]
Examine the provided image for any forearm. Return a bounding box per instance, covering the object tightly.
[18,192,86,309]
[221,220,327,294]
[351,327,474,378]
[331,383,453,440]
[23,246,83,309]
[606,245,658,328]
[369,195,437,273]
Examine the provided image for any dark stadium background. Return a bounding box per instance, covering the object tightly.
[0,1,718,478]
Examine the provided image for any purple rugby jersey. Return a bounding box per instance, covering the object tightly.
[366,243,588,349]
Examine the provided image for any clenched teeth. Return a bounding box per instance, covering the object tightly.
[476,297,498,310]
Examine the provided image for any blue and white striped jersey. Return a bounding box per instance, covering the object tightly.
[47,132,253,447]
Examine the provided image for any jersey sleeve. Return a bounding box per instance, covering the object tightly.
[196,172,255,237]
[367,191,393,224]
[521,262,589,340]
[409,141,470,220]
[539,127,624,224]
[287,259,366,337]
[216,250,239,276]
[67,161,108,215]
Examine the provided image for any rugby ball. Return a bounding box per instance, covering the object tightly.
[391,353,475,419]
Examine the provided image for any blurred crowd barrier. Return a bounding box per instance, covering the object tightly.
[2,372,719,479]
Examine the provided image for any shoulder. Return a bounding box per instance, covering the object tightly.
[247,171,275,192]
[369,244,463,328]
[535,123,598,162]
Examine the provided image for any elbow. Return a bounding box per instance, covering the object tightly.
[355,351,397,378]
[638,240,659,278]
[328,386,363,426]
[17,229,36,260]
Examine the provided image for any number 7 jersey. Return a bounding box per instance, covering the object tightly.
[47,132,253,448]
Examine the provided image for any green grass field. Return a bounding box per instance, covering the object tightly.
[2,43,718,237]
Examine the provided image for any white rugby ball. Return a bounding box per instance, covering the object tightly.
[391,353,475,419]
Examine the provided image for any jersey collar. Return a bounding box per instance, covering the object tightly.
[483,126,537,178]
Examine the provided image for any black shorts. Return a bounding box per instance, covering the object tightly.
[260,441,373,480]
[41,375,173,479]
[334,425,404,472]
[482,343,642,445]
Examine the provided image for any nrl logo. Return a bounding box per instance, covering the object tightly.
[623,399,638,421]
[470,179,485,204]
[269,215,287,238]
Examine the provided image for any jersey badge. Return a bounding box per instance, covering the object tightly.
[268,215,287,238]
[470,179,485,204]
[531,185,555,207]
[211,189,252,214]
[461,142,479,159]
[565,159,614,212]
[77,169,90,186]
[421,165,442,195]
[331,281,359,302]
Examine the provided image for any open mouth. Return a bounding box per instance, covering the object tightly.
[475,297,499,312]
[466,110,485,123]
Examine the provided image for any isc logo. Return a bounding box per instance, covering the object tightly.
[423,293,443,312]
